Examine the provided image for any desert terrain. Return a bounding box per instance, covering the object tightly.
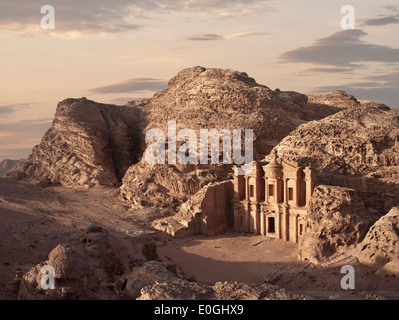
[1,67,399,300]
[1,177,399,300]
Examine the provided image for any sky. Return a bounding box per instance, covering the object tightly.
[0,0,398,160]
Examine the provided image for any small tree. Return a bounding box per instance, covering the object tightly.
[142,240,158,261]
[100,254,124,281]
[162,202,180,217]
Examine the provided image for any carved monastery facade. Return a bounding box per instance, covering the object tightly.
[232,150,316,243]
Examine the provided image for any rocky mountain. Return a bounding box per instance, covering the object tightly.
[0,159,25,177]
[9,98,144,187]
[308,90,390,110]
[272,105,399,212]
[120,67,352,206]
[9,67,355,207]
[8,67,397,211]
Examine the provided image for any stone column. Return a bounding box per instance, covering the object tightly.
[290,213,298,243]
[283,178,288,205]
[293,178,298,207]
[283,206,290,241]
[255,203,261,235]
[245,203,251,233]
[276,210,281,239]
[260,208,265,235]
[264,177,269,204]
[245,177,250,201]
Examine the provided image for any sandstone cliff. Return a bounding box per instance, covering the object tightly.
[152,180,234,237]
[10,98,144,187]
[273,106,399,212]
[9,67,396,211]
[120,67,347,206]
[298,185,376,264]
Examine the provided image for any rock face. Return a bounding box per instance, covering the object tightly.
[137,275,311,300]
[119,161,228,207]
[143,67,340,159]
[0,159,25,177]
[274,106,399,212]
[130,262,311,300]
[175,180,234,236]
[117,261,184,299]
[152,181,234,237]
[375,259,399,278]
[80,225,113,257]
[10,98,143,187]
[120,67,344,206]
[9,67,395,210]
[18,244,100,300]
[356,207,399,267]
[308,91,390,111]
[16,224,150,300]
[299,185,375,264]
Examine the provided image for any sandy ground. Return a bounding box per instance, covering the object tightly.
[1,177,399,300]
[157,233,399,299]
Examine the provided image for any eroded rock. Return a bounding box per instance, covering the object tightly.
[9,98,143,188]
[119,66,343,207]
[274,106,399,212]
[18,244,100,300]
[356,207,399,267]
[299,185,375,264]
[152,180,234,237]
[80,225,113,257]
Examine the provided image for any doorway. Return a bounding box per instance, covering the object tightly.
[267,217,276,233]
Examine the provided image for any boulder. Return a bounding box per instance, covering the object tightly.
[356,207,399,267]
[299,185,375,264]
[116,261,183,299]
[18,244,100,300]
[376,259,399,278]
[80,225,113,257]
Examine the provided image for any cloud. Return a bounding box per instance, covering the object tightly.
[0,0,273,36]
[361,6,399,26]
[306,67,354,74]
[280,29,399,68]
[0,103,34,115]
[362,14,399,26]
[0,1,142,36]
[88,78,168,94]
[187,32,269,41]
[188,34,224,41]
[311,72,399,108]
